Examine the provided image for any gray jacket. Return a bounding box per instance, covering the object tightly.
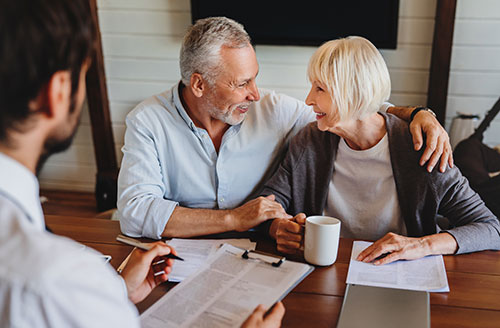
[262,113,500,254]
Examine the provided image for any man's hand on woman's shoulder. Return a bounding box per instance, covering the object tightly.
[409,109,453,173]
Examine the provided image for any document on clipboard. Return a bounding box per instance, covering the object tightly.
[141,244,314,328]
[166,238,257,282]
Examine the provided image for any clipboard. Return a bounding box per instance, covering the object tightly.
[140,243,314,327]
[241,249,285,267]
[239,248,313,304]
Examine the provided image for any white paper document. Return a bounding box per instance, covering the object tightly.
[141,244,313,328]
[346,241,449,292]
[166,238,257,282]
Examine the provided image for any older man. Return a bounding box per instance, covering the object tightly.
[117,17,452,239]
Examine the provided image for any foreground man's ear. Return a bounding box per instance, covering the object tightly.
[28,70,72,120]
[46,70,72,120]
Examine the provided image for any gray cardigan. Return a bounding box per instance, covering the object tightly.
[262,113,500,254]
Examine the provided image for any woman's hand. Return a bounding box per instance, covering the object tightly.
[356,232,458,265]
[269,213,306,254]
[120,242,177,303]
[241,302,285,328]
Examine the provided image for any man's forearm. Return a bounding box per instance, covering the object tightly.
[162,206,233,238]
[386,106,415,121]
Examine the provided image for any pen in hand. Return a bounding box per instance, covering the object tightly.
[116,234,184,260]
[116,234,184,276]
[373,252,390,262]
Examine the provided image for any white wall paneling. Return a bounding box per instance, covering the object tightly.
[446,0,500,146]
[38,0,500,191]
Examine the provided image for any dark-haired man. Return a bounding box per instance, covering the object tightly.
[0,1,283,327]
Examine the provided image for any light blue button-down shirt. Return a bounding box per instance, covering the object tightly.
[117,82,315,239]
[0,153,139,327]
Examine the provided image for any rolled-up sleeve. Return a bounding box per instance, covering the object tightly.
[117,114,178,239]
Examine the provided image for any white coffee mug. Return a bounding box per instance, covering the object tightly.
[304,216,341,266]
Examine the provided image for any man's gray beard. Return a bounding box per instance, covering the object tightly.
[207,103,247,126]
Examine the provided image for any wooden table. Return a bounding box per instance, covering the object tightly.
[46,215,500,327]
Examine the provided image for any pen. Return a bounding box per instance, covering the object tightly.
[116,234,184,261]
[116,247,135,274]
[373,252,390,262]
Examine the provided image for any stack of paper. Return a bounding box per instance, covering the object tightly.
[346,241,449,292]
[166,238,256,282]
[141,244,313,327]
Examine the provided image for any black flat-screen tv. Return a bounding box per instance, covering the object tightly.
[191,0,399,49]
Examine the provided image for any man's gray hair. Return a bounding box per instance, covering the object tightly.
[180,16,251,86]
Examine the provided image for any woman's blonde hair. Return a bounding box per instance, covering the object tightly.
[307,36,391,122]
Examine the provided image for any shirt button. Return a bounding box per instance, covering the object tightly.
[220,197,225,202]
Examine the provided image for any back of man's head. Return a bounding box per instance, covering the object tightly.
[180,16,251,86]
[0,0,95,143]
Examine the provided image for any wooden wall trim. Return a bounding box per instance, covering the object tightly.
[427,0,458,124]
[86,0,118,211]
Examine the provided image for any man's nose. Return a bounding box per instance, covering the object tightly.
[247,80,260,102]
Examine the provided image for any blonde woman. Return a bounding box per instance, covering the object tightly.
[263,36,500,264]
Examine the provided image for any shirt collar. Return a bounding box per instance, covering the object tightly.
[172,81,197,131]
[0,152,45,230]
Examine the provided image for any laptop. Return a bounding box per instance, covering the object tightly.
[337,284,430,328]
